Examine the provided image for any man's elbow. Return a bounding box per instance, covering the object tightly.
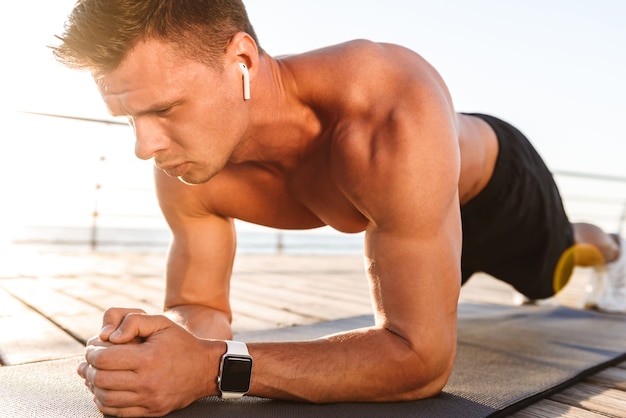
[405,362,453,401]
[390,343,456,401]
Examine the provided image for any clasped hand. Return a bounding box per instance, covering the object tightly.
[77,308,214,417]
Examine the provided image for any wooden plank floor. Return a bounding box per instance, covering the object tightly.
[0,247,625,417]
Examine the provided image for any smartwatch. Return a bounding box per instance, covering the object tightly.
[217,341,253,399]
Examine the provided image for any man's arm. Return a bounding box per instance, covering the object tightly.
[156,169,237,339]
[245,94,462,402]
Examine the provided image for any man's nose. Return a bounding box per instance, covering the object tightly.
[133,119,168,160]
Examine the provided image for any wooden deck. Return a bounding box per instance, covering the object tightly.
[0,248,624,417]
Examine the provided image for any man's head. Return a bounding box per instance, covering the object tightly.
[53,1,265,185]
[53,0,260,77]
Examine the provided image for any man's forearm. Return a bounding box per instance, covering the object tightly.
[245,326,454,403]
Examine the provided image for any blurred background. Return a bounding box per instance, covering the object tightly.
[1,0,625,254]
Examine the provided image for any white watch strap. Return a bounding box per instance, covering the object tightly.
[220,341,251,399]
[221,391,246,400]
[225,340,249,356]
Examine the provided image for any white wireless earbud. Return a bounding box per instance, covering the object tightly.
[238,63,250,100]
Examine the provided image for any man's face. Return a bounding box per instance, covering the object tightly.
[98,39,249,185]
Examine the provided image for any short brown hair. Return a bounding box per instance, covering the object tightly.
[52,0,261,75]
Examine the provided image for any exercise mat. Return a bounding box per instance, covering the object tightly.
[1,303,625,417]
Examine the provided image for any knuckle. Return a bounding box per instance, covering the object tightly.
[86,334,100,345]
[88,337,113,349]
[121,311,147,328]
[103,307,146,321]
[145,375,161,393]
[76,361,87,377]
[84,381,94,393]
[142,346,156,363]
[95,388,115,407]
[122,312,140,324]
[102,307,122,317]
[89,369,106,388]
[87,349,106,369]
[148,397,172,417]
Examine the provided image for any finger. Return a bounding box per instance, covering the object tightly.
[77,362,95,393]
[100,308,146,341]
[77,360,89,379]
[92,387,171,417]
[85,344,143,371]
[85,367,140,391]
[88,334,142,348]
[94,400,153,418]
[84,379,94,394]
[92,386,141,410]
[87,335,115,347]
[93,390,179,418]
[108,313,173,344]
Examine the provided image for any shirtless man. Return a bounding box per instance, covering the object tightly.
[53,1,626,416]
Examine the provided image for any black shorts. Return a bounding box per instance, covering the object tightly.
[460,113,574,299]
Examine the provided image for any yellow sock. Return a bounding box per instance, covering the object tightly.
[553,244,606,293]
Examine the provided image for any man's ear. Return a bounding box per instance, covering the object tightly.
[226,32,259,81]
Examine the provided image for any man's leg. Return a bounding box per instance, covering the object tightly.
[562,223,626,313]
[572,223,620,266]
[527,222,625,312]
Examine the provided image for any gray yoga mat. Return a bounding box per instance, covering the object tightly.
[1,303,625,417]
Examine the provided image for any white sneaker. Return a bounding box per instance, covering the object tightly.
[597,237,626,313]
[583,266,605,309]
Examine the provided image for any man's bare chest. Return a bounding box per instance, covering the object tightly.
[212,159,368,233]
[288,162,368,233]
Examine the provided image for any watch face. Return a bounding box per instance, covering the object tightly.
[220,356,253,392]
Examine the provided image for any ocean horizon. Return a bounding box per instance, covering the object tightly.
[9,224,365,255]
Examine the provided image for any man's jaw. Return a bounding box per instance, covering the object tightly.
[156,162,191,179]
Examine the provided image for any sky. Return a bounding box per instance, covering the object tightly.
[1,0,625,236]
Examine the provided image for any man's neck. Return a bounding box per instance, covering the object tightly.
[228,54,323,171]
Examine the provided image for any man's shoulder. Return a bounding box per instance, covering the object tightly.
[283,40,425,81]
[283,40,443,118]
[284,39,412,64]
